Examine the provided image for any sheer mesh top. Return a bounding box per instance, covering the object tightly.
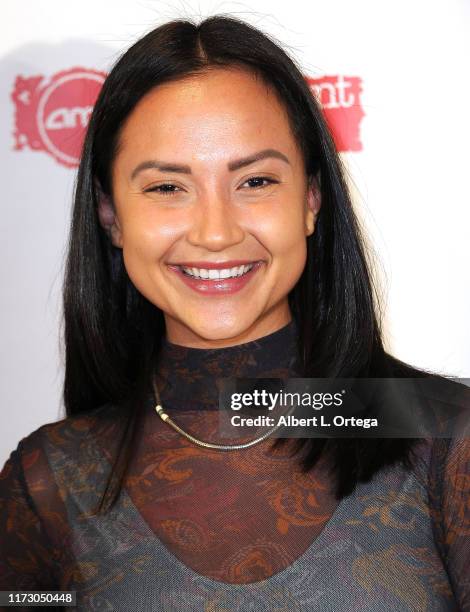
[1,320,469,611]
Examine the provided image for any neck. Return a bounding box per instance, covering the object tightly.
[152,318,301,411]
[163,310,293,349]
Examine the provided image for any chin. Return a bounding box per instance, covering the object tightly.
[183,316,258,345]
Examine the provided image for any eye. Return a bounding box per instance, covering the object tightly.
[143,177,278,196]
[144,183,182,196]
[240,176,279,189]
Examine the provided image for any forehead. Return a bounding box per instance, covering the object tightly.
[115,67,299,164]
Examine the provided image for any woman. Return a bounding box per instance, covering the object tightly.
[0,15,469,611]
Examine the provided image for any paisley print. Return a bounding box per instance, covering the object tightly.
[1,320,469,610]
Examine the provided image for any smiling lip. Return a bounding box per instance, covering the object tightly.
[168,259,262,269]
[167,261,264,295]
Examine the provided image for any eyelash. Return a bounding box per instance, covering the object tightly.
[144,176,278,196]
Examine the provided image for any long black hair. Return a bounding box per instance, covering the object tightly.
[64,15,428,514]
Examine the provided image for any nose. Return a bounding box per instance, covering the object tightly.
[185,191,245,251]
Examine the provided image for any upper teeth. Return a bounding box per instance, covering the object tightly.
[181,263,255,279]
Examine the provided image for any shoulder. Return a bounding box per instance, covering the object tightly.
[380,354,470,485]
[1,403,129,537]
[3,402,128,497]
[17,402,127,456]
[385,352,470,424]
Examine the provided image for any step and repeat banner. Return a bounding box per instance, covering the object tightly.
[1,0,469,463]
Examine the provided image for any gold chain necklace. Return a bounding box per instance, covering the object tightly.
[152,376,294,451]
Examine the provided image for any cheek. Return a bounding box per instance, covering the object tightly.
[258,207,308,291]
[120,232,171,311]
[278,234,307,277]
[263,204,307,258]
[120,210,167,259]
[118,215,170,296]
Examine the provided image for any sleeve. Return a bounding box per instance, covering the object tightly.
[0,438,58,591]
[429,433,470,610]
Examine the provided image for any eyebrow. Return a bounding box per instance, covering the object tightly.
[130,148,290,180]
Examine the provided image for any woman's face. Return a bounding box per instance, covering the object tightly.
[100,67,320,347]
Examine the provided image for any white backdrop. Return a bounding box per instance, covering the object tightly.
[1,0,469,466]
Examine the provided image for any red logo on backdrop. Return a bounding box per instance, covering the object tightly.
[307,76,364,152]
[12,67,106,168]
[12,69,363,168]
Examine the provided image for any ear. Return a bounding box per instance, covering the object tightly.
[305,175,321,237]
[95,182,123,248]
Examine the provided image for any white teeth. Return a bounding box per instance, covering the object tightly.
[181,263,256,279]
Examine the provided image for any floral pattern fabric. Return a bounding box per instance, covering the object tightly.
[1,320,469,610]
